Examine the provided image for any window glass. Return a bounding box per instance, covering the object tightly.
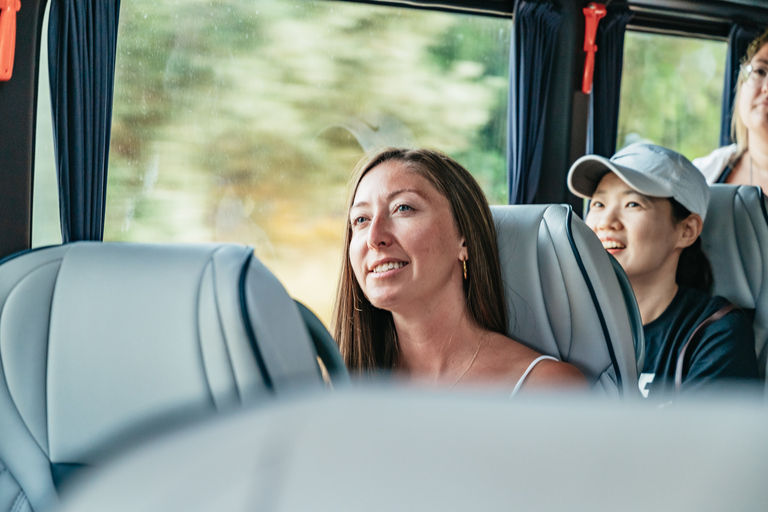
[32,1,62,248]
[617,31,727,160]
[107,0,510,324]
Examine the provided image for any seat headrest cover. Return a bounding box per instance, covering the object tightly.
[702,184,768,372]
[492,205,639,396]
[56,391,768,512]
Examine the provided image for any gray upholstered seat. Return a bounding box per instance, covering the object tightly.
[0,242,333,512]
[492,205,642,397]
[701,184,768,375]
[56,390,768,512]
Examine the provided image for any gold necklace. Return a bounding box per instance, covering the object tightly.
[447,338,483,389]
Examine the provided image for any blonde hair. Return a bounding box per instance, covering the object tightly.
[732,28,768,153]
[332,148,507,375]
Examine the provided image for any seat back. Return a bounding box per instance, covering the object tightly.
[492,205,642,397]
[56,390,768,512]
[0,242,330,512]
[701,184,768,375]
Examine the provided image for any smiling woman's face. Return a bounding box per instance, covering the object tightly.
[584,172,683,285]
[348,161,467,313]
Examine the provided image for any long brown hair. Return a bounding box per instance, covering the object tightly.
[732,28,768,153]
[332,148,507,375]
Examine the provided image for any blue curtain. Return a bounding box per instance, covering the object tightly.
[508,0,562,205]
[720,24,761,147]
[48,0,121,243]
[587,4,633,157]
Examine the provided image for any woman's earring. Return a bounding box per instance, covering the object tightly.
[463,259,468,280]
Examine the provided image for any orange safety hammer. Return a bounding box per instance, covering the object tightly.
[0,0,21,81]
[582,2,606,94]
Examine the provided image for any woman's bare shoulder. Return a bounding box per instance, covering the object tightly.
[525,359,587,388]
[479,332,588,390]
[509,358,587,395]
[484,332,539,359]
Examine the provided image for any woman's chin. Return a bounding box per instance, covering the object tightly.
[369,293,419,315]
[367,294,400,312]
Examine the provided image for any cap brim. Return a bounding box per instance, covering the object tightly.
[567,155,673,199]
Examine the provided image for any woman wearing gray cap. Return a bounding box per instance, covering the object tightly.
[568,143,758,397]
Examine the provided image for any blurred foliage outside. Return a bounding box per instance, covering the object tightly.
[34,6,731,325]
[104,0,511,324]
[617,31,727,159]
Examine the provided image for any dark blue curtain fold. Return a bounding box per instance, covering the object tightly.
[507,0,562,204]
[720,24,761,147]
[587,4,633,157]
[48,0,121,243]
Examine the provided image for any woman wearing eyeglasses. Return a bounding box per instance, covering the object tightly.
[694,29,768,192]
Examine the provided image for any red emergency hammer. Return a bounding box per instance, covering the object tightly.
[0,0,21,81]
[582,2,607,94]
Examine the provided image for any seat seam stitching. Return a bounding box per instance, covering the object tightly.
[10,490,27,512]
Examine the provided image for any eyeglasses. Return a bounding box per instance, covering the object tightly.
[742,63,768,89]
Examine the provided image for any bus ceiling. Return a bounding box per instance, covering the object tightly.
[339,0,768,26]
[627,1,768,38]
[335,0,514,17]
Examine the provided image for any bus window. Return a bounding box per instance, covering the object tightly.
[32,0,63,248]
[616,31,727,160]
[105,0,510,324]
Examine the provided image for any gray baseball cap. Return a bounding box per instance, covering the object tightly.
[567,143,710,221]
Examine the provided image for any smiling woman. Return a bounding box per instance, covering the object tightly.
[348,161,466,313]
[568,143,759,397]
[334,148,585,394]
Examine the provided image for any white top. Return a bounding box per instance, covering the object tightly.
[692,144,739,184]
[510,355,559,398]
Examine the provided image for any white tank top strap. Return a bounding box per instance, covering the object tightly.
[510,355,559,398]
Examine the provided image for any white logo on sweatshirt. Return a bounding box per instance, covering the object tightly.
[639,373,655,398]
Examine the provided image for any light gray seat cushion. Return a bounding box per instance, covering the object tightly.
[0,242,323,511]
[56,389,768,512]
[701,184,768,374]
[492,205,642,397]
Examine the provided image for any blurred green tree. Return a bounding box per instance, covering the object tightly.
[105,0,510,321]
[617,31,726,160]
